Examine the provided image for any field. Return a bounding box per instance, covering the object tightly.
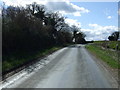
[94,41,120,50]
[86,41,120,69]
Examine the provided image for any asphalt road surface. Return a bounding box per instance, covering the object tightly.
[3,44,118,88]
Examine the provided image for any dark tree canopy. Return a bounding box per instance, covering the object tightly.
[3,2,83,60]
[108,31,119,41]
[71,25,86,44]
[2,2,87,73]
[108,36,115,41]
[2,2,86,65]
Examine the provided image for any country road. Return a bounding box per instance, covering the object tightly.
[2,44,118,88]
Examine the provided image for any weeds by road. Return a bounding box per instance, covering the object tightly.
[86,44,120,69]
[2,46,63,76]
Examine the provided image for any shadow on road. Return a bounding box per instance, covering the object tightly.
[68,44,84,48]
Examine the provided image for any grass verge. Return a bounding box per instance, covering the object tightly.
[94,41,120,50]
[86,44,120,69]
[2,46,63,74]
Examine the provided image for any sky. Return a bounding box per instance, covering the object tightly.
[1,0,119,41]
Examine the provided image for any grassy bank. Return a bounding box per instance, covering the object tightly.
[3,46,63,74]
[86,44,120,69]
[94,41,120,50]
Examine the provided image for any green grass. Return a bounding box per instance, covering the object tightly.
[94,41,120,50]
[86,44,120,69]
[3,46,62,72]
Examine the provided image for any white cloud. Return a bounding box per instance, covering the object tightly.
[81,24,118,41]
[104,9,113,19]
[45,1,90,16]
[2,0,90,17]
[89,24,99,27]
[73,12,81,16]
[107,16,112,19]
[65,18,81,28]
[2,0,47,6]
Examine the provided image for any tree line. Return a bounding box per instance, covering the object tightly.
[2,2,86,61]
[108,31,119,41]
